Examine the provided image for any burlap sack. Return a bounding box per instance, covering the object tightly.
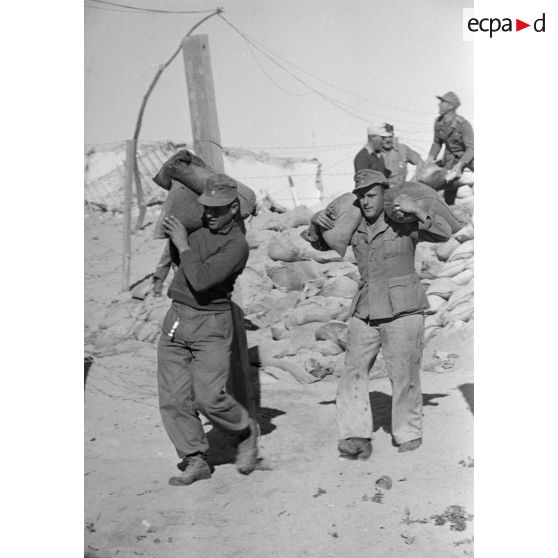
[300,193,362,257]
[384,181,467,234]
[153,180,204,239]
[413,161,448,190]
[267,237,306,262]
[153,148,257,220]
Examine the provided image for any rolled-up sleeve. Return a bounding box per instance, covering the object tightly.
[179,239,248,292]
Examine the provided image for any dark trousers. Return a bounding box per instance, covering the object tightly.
[157,301,250,457]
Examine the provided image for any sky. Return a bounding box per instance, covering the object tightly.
[84,0,473,169]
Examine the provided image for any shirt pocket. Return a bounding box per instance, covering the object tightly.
[387,274,427,316]
[383,233,408,258]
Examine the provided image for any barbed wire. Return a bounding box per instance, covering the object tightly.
[218,14,434,128]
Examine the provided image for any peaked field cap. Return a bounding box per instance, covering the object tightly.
[198,174,238,206]
[366,123,391,137]
[436,91,461,108]
[352,169,388,192]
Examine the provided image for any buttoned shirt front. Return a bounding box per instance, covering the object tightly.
[433,113,474,170]
[350,212,452,320]
[380,142,422,187]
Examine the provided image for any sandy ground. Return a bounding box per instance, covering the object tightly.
[85,209,474,558]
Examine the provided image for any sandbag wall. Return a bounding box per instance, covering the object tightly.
[85,190,474,385]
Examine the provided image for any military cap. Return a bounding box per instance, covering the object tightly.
[436,91,461,109]
[366,123,392,137]
[352,169,389,193]
[198,174,239,207]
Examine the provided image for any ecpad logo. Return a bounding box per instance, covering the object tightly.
[466,12,546,38]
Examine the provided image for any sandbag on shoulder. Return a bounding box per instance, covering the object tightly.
[384,181,467,234]
[152,148,257,220]
[301,193,362,257]
[153,180,204,239]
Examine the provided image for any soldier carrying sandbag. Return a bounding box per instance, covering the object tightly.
[426,91,474,206]
[310,169,452,459]
[156,174,258,486]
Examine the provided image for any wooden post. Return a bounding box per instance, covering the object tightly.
[182,35,255,415]
[121,140,133,292]
[288,176,299,207]
[182,35,225,173]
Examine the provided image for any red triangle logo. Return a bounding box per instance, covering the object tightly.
[516,19,530,31]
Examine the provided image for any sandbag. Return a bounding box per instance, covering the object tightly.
[456,185,474,199]
[446,282,474,311]
[426,294,446,314]
[426,278,457,300]
[152,148,257,220]
[270,323,288,340]
[301,193,362,257]
[454,224,474,243]
[265,265,305,291]
[384,181,467,234]
[449,301,474,322]
[285,306,335,328]
[451,269,474,286]
[413,161,448,190]
[435,259,468,279]
[280,206,313,228]
[448,240,474,261]
[314,321,348,350]
[153,180,204,239]
[310,340,344,356]
[436,238,460,262]
[265,261,322,291]
[318,275,359,299]
[267,237,306,262]
[456,169,475,187]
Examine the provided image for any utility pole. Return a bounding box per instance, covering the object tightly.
[182,35,225,172]
[182,34,255,418]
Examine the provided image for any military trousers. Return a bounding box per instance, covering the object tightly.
[336,313,425,445]
[157,301,250,457]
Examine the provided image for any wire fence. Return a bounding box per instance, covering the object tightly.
[84,140,329,299]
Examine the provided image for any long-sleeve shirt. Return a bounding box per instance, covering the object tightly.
[429,113,474,171]
[167,220,249,311]
[381,142,423,187]
[350,211,452,320]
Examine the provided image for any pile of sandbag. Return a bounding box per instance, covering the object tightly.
[86,184,473,387]
[418,222,474,341]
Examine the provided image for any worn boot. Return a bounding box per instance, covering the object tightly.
[168,453,212,486]
[338,437,372,460]
[398,438,422,453]
[235,419,258,475]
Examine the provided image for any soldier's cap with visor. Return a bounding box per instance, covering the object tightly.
[436,91,461,109]
[366,123,392,137]
[352,169,389,193]
[198,174,239,207]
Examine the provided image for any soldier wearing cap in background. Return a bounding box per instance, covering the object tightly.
[426,91,474,205]
[157,173,258,486]
[354,124,389,176]
[379,123,423,188]
[312,169,452,459]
